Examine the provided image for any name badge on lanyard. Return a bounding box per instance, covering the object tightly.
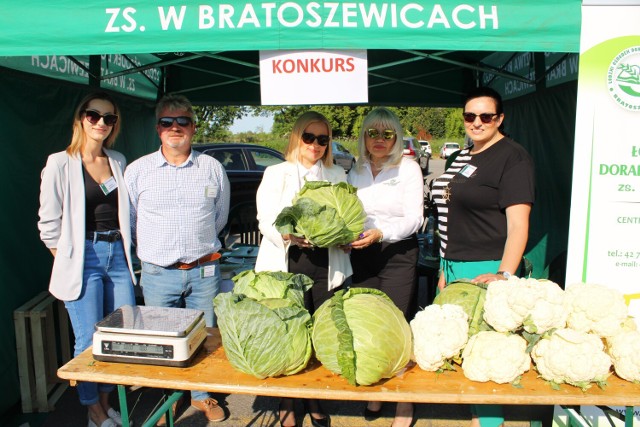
[99,176,118,195]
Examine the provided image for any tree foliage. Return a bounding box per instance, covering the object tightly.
[192,105,249,142]
[194,105,464,142]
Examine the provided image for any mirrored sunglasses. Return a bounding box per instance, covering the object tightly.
[366,128,396,140]
[84,109,118,126]
[301,132,330,147]
[462,112,498,124]
[158,116,193,128]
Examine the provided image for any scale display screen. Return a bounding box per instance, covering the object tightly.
[101,341,173,359]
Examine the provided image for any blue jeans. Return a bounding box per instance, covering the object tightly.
[64,234,136,406]
[141,259,221,401]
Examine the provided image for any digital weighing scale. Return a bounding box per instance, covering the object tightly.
[93,305,207,367]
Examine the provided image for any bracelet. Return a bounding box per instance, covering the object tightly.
[378,230,384,243]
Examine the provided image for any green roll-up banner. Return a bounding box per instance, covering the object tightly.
[562,1,640,425]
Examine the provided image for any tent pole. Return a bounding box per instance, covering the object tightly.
[89,55,100,88]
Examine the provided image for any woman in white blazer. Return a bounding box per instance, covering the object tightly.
[256,111,349,427]
[38,92,135,427]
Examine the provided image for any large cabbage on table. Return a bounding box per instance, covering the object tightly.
[311,288,412,386]
[213,270,313,379]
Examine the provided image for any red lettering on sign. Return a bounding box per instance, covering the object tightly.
[270,57,357,74]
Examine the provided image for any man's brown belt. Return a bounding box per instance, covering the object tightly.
[173,252,221,270]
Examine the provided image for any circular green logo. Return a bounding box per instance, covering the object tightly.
[607,46,640,111]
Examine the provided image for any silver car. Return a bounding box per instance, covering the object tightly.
[418,140,432,156]
[440,142,461,159]
[332,141,356,172]
[403,136,429,175]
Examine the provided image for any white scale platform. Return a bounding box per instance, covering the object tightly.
[93,305,207,367]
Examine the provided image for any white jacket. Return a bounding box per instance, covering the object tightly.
[255,161,352,290]
[38,149,136,301]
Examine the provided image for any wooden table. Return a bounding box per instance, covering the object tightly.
[58,328,639,427]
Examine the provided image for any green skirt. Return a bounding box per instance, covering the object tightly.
[441,258,504,427]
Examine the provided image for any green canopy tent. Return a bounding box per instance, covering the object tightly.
[0,0,581,416]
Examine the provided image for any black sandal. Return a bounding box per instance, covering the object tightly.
[364,403,383,421]
[304,399,330,427]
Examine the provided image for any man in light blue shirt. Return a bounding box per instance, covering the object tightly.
[125,94,230,424]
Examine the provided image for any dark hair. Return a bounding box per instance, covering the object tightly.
[464,87,505,134]
[463,87,504,115]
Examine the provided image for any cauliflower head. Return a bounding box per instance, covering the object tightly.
[410,304,469,371]
[483,277,567,334]
[606,329,640,383]
[531,328,611,390]
[461,331,530,384]
[565,283,628,338]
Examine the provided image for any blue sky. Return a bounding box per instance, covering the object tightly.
[230,114,273,133]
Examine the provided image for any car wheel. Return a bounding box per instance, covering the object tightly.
[423,156,430,175]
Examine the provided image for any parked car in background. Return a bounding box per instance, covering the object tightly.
[332,141,356,172]
[403,136,429,175]
[418,140,432,156]
[440,142,461,159]
[193,143,284,209]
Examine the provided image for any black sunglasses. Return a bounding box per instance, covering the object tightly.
[462,112,498,124]
[84,109,118,126]
[366,128,396,140]
[158,116,193,128]
[301,132,330,147]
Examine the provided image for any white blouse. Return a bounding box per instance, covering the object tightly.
[348,157,424,243]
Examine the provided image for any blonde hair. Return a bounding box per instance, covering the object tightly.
[284,111,333,167]
[66,92,121,157]
[356,107,404,171]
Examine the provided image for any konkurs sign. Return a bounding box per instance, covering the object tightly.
[259,50,367,105]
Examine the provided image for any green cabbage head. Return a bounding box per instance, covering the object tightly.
[231,269,313,307]
[213,293,312,379]
[274,181,366,247]
[311,288,412,386]
[433,280,491,337]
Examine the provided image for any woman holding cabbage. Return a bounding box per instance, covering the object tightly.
[255,111,351,427]
[347,107,424,427]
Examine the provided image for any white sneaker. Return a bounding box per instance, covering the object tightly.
[107,408,133,426]
[87,417,118,427]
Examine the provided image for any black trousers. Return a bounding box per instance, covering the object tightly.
[289,246,342,314]
[350,235,419,320]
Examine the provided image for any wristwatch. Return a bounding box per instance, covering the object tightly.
[496,271,512,279]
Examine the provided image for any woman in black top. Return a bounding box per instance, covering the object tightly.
[38,92,136,427]
[431,87,535,427]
